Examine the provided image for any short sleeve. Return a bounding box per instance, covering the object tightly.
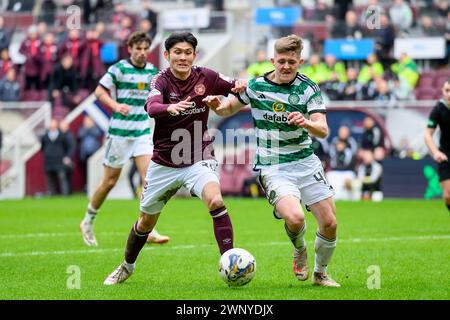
[99,64,120,90]
[237,88,250,105]
[306,89,326,114]
[427,104,440,129]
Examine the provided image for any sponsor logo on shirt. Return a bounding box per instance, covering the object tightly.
[272,102,285,113]
[263,113,288,123]
[180,106,206,116]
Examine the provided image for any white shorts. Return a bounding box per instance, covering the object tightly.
[103,135,153,168]
[140,159,219,215]
[258,155,335,208]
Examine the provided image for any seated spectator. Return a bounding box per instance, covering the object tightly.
[49,54,81,110]
[356,149,383,201]
[300,53,327,84]
[332,10,364,39]
[0,48,13,79]
[436,0,449,21]
[389,75,413,100]
[81,28,104,91]
[358,53,384,85]
[330,125,358,161]
[0,16,12,52]
[414,15,442,37]
[320,71,344,101]
[58,29,86,74]
[37,22,48,38]
[141,0,158,40]
[372,78,396,105]
[39,32,58,89]
[246,50,274,78]
[390,52,419,90]
[359,116,386,162]
[110,1,131,26]
[39,0,56,25]
[138,19,155,42]
[327,139,358,201]
[341,68,363,100]
[389,0,413,36]
[323,54,347,83]
[116,16,135,60]
[0,68,20,102]
[19,25,42,90]
[309,0,332,21]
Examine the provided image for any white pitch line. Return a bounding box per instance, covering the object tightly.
[0,235,449,258]
[0,232,125,240]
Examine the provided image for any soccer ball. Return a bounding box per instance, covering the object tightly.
[218,248,256,287]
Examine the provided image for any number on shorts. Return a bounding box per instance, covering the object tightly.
[313,171,329,186]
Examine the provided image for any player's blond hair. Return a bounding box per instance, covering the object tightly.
[274,35,303,55]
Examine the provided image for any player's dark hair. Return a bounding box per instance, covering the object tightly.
[127,31,152,48]
[164,32,198,51]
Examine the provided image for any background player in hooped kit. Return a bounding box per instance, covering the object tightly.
[425,78,450,213]
[203,34,340,287]
[103,32,247,285]
[80,32,169,247]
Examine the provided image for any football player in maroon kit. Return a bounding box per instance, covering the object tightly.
[104,32,246,285]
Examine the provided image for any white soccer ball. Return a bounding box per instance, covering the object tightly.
[218,248,256,287]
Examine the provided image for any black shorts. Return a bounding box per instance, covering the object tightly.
[438,161,450,182]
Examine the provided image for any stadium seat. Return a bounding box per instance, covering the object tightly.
[434,75,448,88]
[21,89,41,101]
[417,76,434,88]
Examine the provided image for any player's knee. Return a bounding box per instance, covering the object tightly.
[207,194,224,211]
[284,210,305,228]
[322,216,337,233]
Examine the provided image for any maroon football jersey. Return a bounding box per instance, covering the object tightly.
[145,66,235,168]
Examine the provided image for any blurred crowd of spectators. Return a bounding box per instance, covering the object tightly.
[246,0,450,102]
[0,0,158,113]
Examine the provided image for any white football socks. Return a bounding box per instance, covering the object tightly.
[314,231,337,274]
[84,203,98,223]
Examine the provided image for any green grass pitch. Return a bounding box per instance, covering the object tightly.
[0,196,449,300]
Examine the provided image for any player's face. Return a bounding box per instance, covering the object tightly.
[271,51,303,84]
[128,42,150,67]
[443,82,450,104]
[165,42,196,77]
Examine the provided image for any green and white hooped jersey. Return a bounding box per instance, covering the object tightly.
[237,73,326,168]
[99,59,158,138]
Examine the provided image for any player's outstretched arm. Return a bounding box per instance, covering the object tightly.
[94,85,130,116]
[287,112,329,138]
[203,95,245,117]
[425,127,448,163]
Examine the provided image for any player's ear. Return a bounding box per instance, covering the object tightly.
[270,57,275,65]
[127,45,132,55]
[163,50,169,62]
[299,58,304,66]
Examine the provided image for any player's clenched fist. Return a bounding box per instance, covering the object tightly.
[167,96,192,116]
[114,103,130,116]
[287,112,309,127]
